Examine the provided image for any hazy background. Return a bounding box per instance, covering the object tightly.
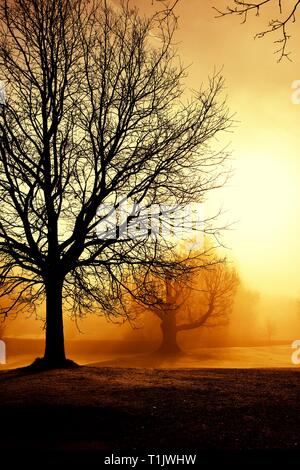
[2,0,300,365]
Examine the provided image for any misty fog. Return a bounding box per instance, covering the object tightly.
[1,280,299,369]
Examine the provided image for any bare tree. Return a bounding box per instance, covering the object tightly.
[133,260,239,354]
[214,1,300,60]
[0,0,231,368]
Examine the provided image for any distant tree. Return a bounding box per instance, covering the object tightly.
[133,260,239,354]
[265,315,276,345]
[0,0,231,367]
[214,1,300,60]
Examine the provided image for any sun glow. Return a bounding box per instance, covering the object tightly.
[225,144,300,296]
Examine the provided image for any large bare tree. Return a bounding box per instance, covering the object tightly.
[0,0,231,368]
[215,1,300,60]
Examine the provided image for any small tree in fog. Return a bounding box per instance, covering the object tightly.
[265,316,276,345]
[133,260,239,354]
[0,0,231,367]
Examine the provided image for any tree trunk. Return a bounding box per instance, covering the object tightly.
[43,276,66,366]
[159,312,181,355]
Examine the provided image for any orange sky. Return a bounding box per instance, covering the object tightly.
[142,0,300,298]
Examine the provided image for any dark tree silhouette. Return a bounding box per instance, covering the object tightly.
[215,1,300,60]
[0,0,231,368]
[133,260,239,354]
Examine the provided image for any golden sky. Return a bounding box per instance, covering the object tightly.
[5,0,300,342]
[133,0,300,298]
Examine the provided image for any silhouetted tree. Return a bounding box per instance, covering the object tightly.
[0,0,231,367]
[215,1,300,60]
[133,260,239,354]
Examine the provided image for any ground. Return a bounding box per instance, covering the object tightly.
[0,365,300,467]
[2,339,296,369]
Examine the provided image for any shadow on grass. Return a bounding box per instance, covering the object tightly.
[0,356,80,382]
[87,349,186,368]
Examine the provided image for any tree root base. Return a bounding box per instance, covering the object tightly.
[154,347,184,357]
[26,357,80,371]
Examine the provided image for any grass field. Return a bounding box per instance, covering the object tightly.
[1,364,300,467]
[1,340,299,466]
